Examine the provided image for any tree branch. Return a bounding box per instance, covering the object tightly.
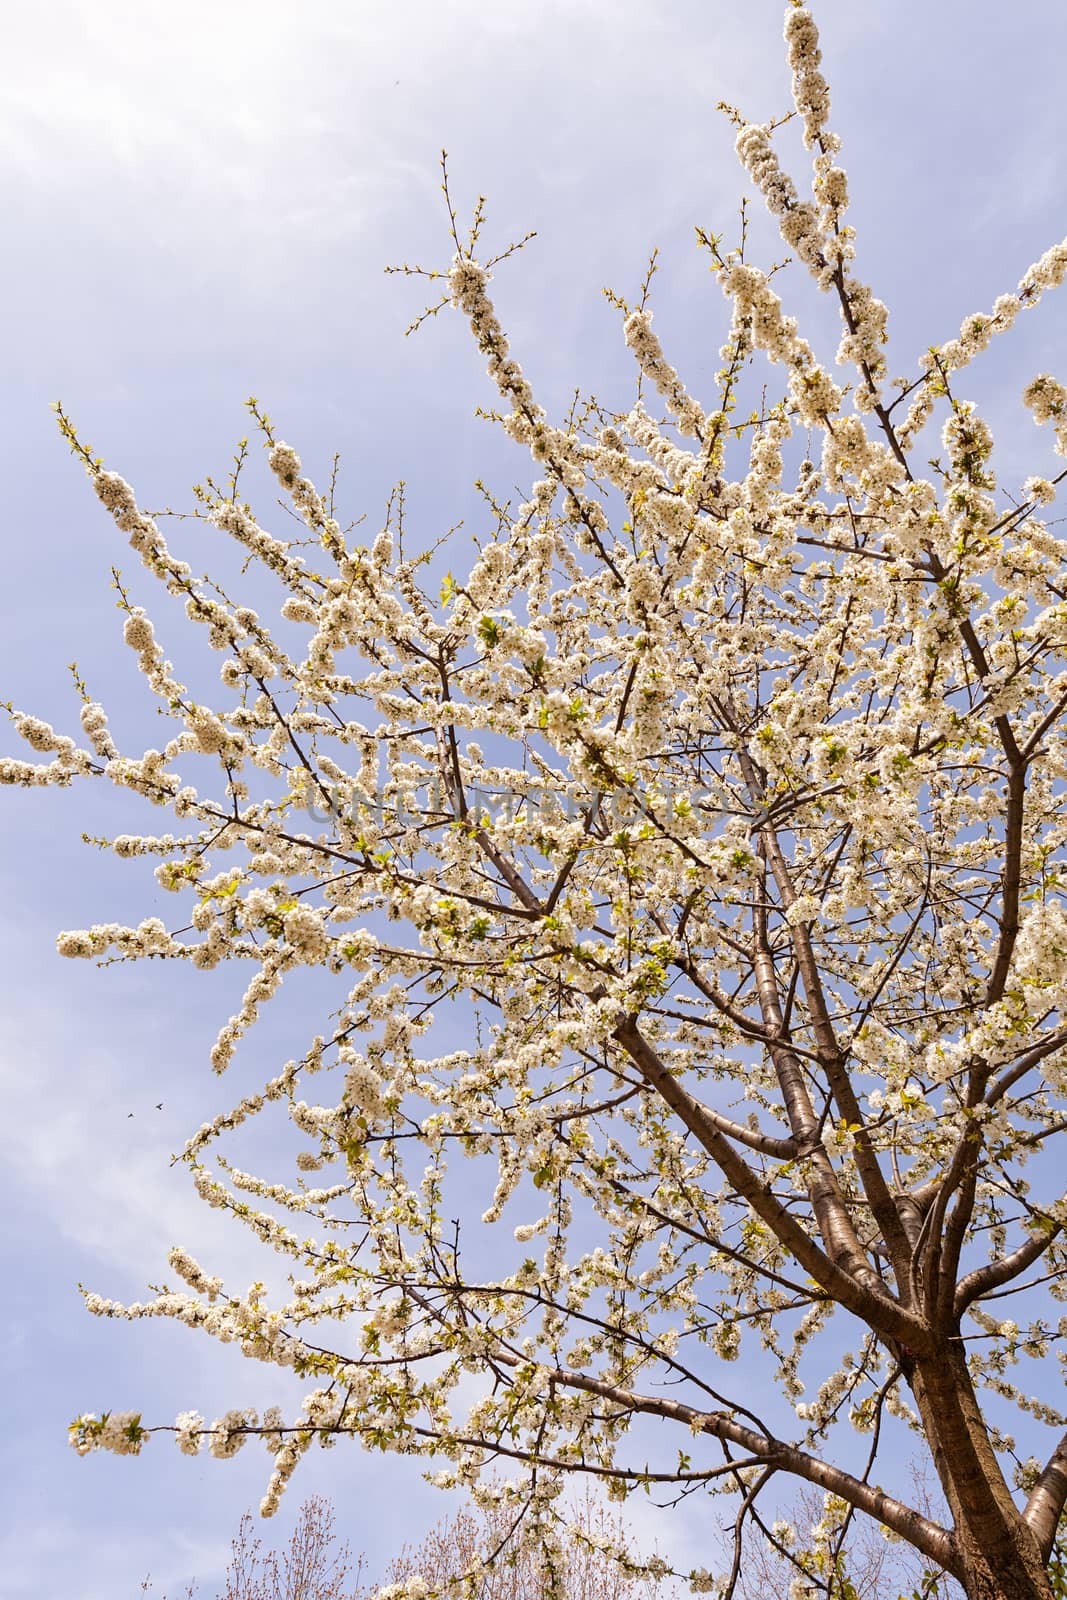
[1023,1429,1067,1563]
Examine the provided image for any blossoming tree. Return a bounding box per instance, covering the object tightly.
[7,6,1067,1599]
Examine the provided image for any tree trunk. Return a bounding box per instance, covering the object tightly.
[908,1342,1056,1600]
[954,1532,1056,1600]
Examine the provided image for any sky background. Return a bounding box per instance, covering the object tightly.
[4,2,1067,1595]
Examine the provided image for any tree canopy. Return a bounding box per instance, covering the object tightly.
[6,6,1067,1599]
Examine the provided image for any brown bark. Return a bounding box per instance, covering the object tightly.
[953,1536,1056,1600]
[909,1343,1056,1600]
[1025,1431,1067,1563]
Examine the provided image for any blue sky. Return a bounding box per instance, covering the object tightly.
[4,2,1067,1595]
